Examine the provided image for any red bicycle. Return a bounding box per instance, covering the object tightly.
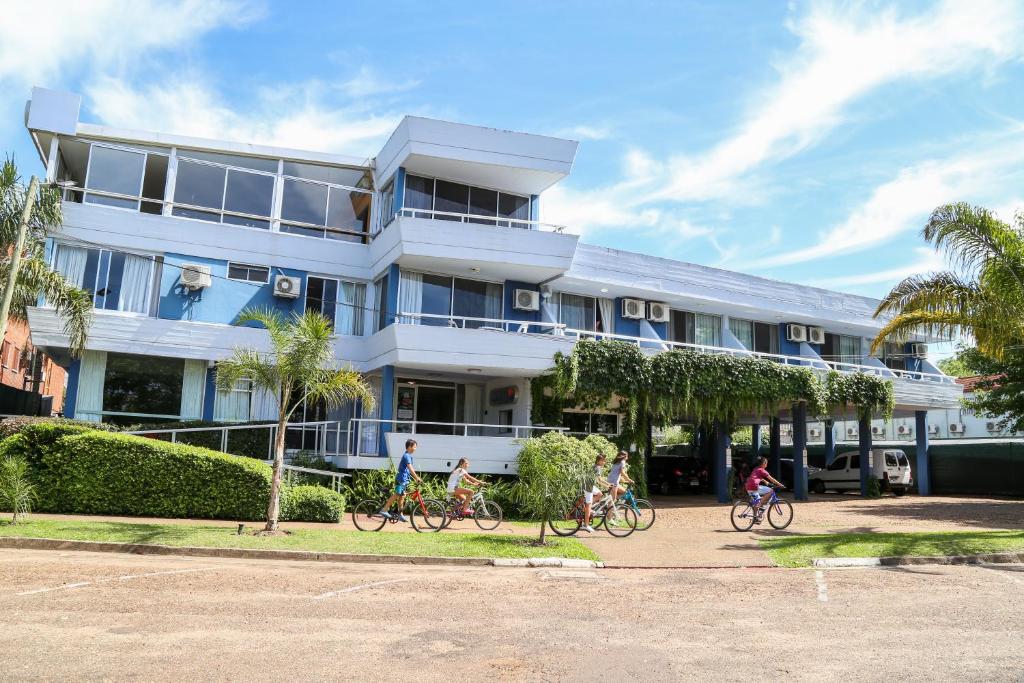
[351,485,447,533]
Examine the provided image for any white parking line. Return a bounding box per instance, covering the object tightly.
[17,567,216,596]
[312,578,413,600]
[814,570,829,603]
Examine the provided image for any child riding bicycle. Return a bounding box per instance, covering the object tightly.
[745,456,784,523]
[607,451,633,502]
[582,453,608,533]
[447,457,485,515]
[377,439,422,523]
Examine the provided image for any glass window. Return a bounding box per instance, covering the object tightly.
[173,160,226,212]
[729,319,754,350]
[562,412,590,433]
[52,244,155,315]
[592,414,619,434]
[694,313,722,347]
[827,456,847,471]
[885,453,898,467]
[825,333,863,366]
[754,322,778,355]
[228,263,270,283]
[103,353,185,417]
[327,186,369,237]
[452,278,502,328]
[849,454,860,470]
[85,145,145,209]
[173,159,274,227]
[668,310,692,344]
[897,453,909,466]
[223,169,274,228]
[420,273,453,325]
[434,180,469,220]
[282,161,370,188]
[178,150,278,173]
[379,180,395,227]
[374,273,389,332]
[405,175,434,215]
[468,187,498,225]
[282,179,328,226]
[498,193,530,227]
[307,276,365,335]
[559,293,596,331]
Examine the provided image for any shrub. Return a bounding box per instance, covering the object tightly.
[0,454,36,522]
[52,432,273,520]
[0,422,98,511]
[343,466,399,505]
[513,431,600,542]
[0,416,113,440]
[126,420,274,459]
[281,485,346,523]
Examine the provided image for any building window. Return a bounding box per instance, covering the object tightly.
[52,244,158,316]
[824,333,863,367]
[668,310,722,347]
[402,174,531,227]
[398,270,502,328]
[379,180,395,229]
[172,154,276,230]
[102,353,185,421]
[214,378,252,422]
[56,138,169,215]
[227,262,270,284]
[306,276,367,336]
[729,318,778,355]
[561,411,619,435]
[280,162,373,242]
[558,293,597,331]
[373,273,389,333]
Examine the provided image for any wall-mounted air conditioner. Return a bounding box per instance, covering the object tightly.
[846,426,858,438]
[807,326,826,345]
[786,324,807,343]
[871,425,885,436]
[928,424,940,435]
[986,421,999,432]
[897,424,912,437]
[808,427,822,439]
[180,264,212,290]
[647,302,670,323]
[513,289,540,311]
[273,275,301,299]
[622,298,646,320]
[911,343,929,359]
[948,423,964,434]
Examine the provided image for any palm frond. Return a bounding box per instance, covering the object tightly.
[923,203,1024,285]
[10,256,93,355]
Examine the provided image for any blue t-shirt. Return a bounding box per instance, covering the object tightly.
[397,451,414,484]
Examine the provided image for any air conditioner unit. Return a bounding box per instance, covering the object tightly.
[513,289,540,311]
[846,426,858,438]
[807,326,826,345]
[622,298,646,320]
[786,324,807,343]
[808,427,822,439]
[928,424,940,435]
[871,425,884,436]
[180,263,212,290]
[647,302,670,323]
[273,275,301,299]
[986,421,999,432]
[897,424,912,436]
[948,423,964,434]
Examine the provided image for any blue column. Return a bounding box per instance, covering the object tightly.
[751,424,762,461]
[202,367,216,422]
[769,418,781,479]
[714,421,731,503]
[859,415,872,496]
[62,359,81,418]
[393,167,406,215]
[824,419,836,466]
[378,365,395,456]
[791,403,808,501]
[915,410,931,496]
[385,263,400,327]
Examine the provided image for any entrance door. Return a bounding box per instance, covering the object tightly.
[415,385,456,434]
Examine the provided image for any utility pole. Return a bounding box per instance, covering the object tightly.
[0,175,39,345]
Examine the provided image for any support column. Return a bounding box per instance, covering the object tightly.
[859,414,872,496]
[714,421,731,503]
[769,417,781,479]
[915,410,931,496]
[378,365,395,456]
[751,424,762,461]
[824,419,836,466]
[791,403,808,501]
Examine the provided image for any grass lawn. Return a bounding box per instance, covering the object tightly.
[0,519,598,561]
[761,530,1024,568]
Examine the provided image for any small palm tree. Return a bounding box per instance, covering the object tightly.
[0,454,37,523]
[0,158,93,354]
[216,307,375,532]
[872,203,1024,359]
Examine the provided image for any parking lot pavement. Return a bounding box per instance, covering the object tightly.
[1,549,1022,681]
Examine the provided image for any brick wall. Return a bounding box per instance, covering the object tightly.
[0,318,65,414]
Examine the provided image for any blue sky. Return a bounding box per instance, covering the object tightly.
[2,0,1023,340]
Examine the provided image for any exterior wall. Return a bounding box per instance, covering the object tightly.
[0,318,65,414]
[503,281,541,323]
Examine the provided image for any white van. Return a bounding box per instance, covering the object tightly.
[810,449,912,495]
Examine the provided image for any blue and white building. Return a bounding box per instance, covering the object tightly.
[22,87,962,500]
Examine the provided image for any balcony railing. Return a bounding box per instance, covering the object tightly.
[392,313,956,385]
[392,207,566,232]
[347,418,566,458]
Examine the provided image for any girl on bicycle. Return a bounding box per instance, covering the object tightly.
[607,451,633,502]
[582,453,607,533]
[745,456,784,521]
[447,458,485,515]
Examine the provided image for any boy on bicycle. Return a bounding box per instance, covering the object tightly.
[745,456,784,523]
[378,439,422,523]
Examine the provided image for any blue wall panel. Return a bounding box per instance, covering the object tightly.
[202,367,216,421]
[158,253,304,324]
[63,358,80,418]
[503,281,541,323]
[614,298,641,337]
[778,323,800,356]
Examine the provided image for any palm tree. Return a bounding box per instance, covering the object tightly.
[872,203,1024,359]
[216,307,375,532]
[0,159,93,354]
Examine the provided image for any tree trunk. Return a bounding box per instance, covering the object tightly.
[538,513,547,544]
[265,416,288,532]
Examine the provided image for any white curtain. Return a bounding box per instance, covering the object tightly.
[484,283,502,321]
[54,245,89,288]
[117,254,153,314]
[729,318,754,350]
[250,386,279,420]
[597,297,615,335]
[464,384,483,435]
[559,294,594,331]
[180,360,206,420]
[695,313,722,347]
[359,376,382,455]
[75,350,107,422]
[337,282,366,335]
[214,380,251,422]
[398,271,423,324]
[840,336,861,365]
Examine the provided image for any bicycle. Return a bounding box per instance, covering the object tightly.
[352,485,448,533]
[730,486,793,531]
[617,488,656,531]
[548,490,638,538]
[440,488,503,531]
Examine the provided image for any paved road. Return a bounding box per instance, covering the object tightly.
[1,549,1022,681]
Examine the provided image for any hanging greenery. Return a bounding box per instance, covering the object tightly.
[825,371,895,422]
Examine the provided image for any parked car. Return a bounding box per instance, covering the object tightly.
[779,458,823,492]
[650,444,709,494]
[810,448,912,494]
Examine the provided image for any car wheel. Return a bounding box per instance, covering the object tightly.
[892,487,906,497]
[811,479,826,494]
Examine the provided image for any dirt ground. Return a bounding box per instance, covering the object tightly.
[1,548,1022,682]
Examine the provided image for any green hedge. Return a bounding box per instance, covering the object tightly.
[281,485,346,523]
[0,422,98,511]
[127,420,274,459]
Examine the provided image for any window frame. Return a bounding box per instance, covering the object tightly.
[77,140,170,212]
[226,262,271,284]
[50,242,161,317]
[398,268,505,327]
[557,292,598,332]
[303,274,368,336]
[279,172,373,242]
[400,173,532,227]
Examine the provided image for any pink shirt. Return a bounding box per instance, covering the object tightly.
[745,467,769,492]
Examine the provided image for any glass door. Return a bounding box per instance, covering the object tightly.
[415,385,456,434]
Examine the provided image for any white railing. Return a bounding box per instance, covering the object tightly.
[346,418,567,458]
[393,207,566,232]
[397,311,565,333]
[125,420,348,459]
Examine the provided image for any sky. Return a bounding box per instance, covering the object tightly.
[1,0,1023,360]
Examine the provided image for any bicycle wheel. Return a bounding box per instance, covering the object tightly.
[473,500,503,531]
[603,502,638,538]
[767,499,794,530]
[439,501,456,529]
[548,505,583,536]
[730,500,756,531]
[352,499,386,532]
[632,498,656,531]
[411,498,447,533]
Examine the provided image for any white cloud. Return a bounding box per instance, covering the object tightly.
[338,66,421,98]
[554,125,613,141]
[0,0,260,87]
[85,76,404,157]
